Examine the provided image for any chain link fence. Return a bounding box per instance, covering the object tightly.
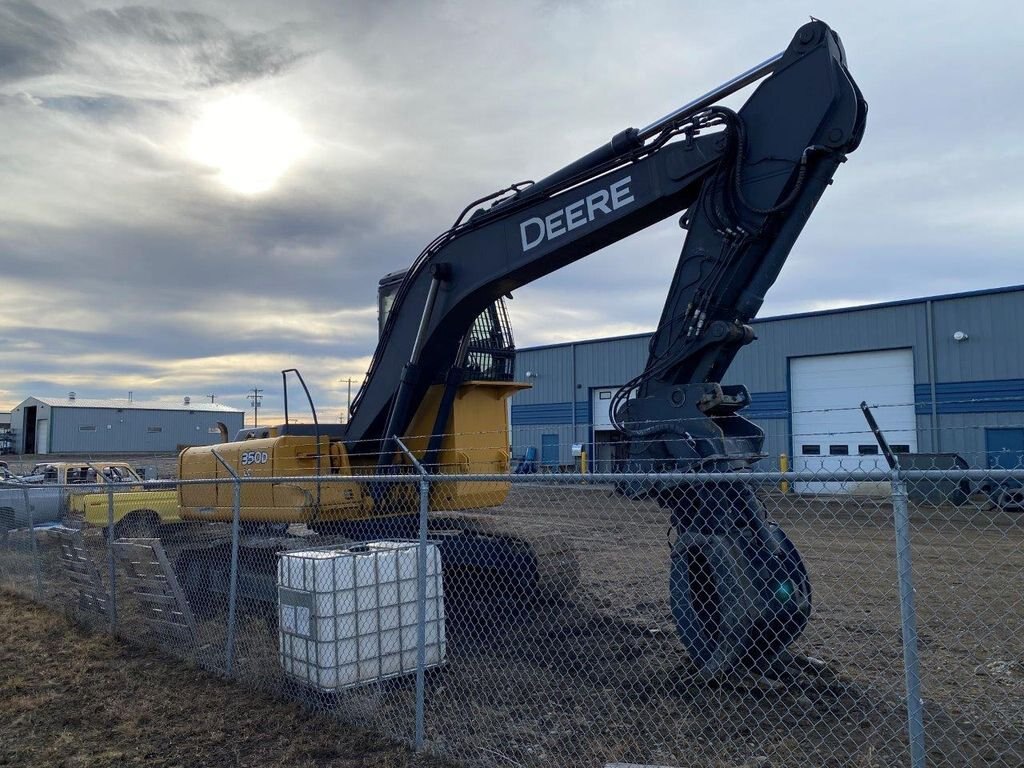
[1,448,1022,767]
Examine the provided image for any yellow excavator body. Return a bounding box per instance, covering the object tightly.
[176,380,527,523]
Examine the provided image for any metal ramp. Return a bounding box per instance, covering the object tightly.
[112,538,198,649]
[48,527,110,619]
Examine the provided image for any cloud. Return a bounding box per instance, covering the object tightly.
[0,1,74,83]
[77,5,308,88]
[1,0,1023,425]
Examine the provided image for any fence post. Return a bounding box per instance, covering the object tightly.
[22,485,42,600]
[211,450,242,677]
[891,472,926,768]
[394,436,428,751]
[106,480,118,633]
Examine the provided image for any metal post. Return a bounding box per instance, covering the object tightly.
[415,475,429,750]
[892,474,926,768]
[22,485,41,600]
[107,481,117,633]
[393,436,428,750]
[212,449,242,676]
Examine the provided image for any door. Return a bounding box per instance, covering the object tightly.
[790,349,916,493]
[986,428,1024,470]
[540,433,560,468]
[35,419,49,455]
[23,406,36,454]
[591,388,618,430]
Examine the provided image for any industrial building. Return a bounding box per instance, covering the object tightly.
[511,284,1024,474]
[9,395,244,455]
[0,411,11,455]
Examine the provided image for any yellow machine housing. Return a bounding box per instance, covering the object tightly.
[177,380,527,523]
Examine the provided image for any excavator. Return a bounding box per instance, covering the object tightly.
[171,19,866,677]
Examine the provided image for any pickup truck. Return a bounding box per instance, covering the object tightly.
[69,485,179,538]
[1,462,178,537]
[0,477,64,533]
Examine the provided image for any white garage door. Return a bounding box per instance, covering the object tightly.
[790,349,917,493]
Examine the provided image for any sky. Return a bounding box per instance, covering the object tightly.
[1,0,1022,424]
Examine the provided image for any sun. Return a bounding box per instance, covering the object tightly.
[189,94,307,195]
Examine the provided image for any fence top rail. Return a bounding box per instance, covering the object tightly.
[3,467,1023,492]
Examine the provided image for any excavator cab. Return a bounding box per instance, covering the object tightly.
[379,269,516,382]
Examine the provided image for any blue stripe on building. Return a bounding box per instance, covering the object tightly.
[511,401,589,426]
[513,380,1024,427]
[914,379,1024,414]
[744,390,789,419]
[512,391,791,426]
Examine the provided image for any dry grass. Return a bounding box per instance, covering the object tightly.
[0,591,451,768]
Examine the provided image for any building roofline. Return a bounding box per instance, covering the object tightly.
[14,396,243,413]
[519,283,1024,353]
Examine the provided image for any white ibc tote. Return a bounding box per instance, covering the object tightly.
[278,540,446,691]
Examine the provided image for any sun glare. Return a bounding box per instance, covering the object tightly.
[189,95,307,195]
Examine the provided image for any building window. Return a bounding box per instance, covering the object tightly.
[858,444,880,455]
[599,391,612,400]
[829,444,850,456]
[891,444,911,454]
[147,426,163,433]
[79,425,97,432]
[800,444,820,455]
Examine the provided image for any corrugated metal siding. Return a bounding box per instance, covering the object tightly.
[932,291,1024,381]
[725,303,929,390]
[511,287,1024,468]
[48,405,243,453]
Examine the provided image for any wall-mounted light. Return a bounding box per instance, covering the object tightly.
[525,371,539,378]
[953,331,969,342]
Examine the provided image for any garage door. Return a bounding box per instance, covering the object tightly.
[791,349,917,493]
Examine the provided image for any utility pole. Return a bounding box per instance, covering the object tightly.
[207,394,216,404]
[338,377,353,423]
[246,388,263,427]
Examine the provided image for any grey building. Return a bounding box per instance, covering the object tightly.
[9,395,244,455]
[511,284,1024,474]
[0,411,11,455]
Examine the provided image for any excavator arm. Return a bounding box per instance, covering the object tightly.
[346,20,866,481]
[337,20,866,677]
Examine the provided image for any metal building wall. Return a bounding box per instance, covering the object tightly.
[47,406,243,453]
[512,286,1024,469]
[512,336,650,467]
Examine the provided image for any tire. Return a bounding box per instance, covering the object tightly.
[114,511,161,540]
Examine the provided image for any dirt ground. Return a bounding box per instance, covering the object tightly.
[0,591,450,768]
[3,466,1023,766]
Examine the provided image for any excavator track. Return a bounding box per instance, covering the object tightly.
[430,512,580,602]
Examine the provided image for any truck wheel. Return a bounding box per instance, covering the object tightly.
[114,511,160,540]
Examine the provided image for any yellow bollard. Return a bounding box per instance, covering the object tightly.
[581,449,588,475]
[779,453,790,494]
